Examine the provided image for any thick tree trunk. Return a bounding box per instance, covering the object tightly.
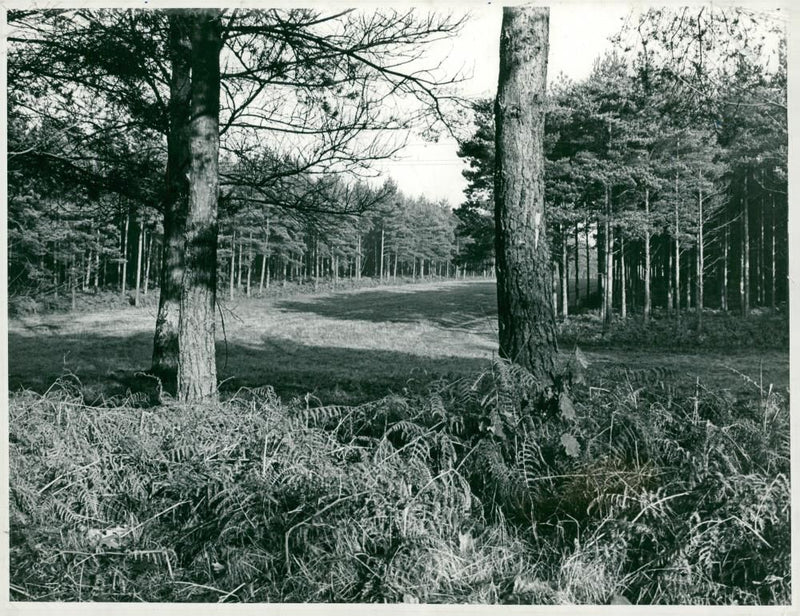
[152,12,191,386]
[494,6,556,382]
[177,10,221,402]
[643,187,651,322]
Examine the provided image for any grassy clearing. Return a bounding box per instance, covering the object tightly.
[8,280,789,404]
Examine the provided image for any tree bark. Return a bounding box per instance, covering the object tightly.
[494,6,556,383]
[696,179,704,334]
[574,221,580,306]
[379,226,385,281]
[144,229,154,297]
[93,230,100,290]
[771,194,776,310]
[603,185,613,328]
[121,210,130,296]
[585,218,590,300]
[177,9,221,402]
[742,173,750,317]
[229,231,235,301]
[643,187,651,322]
[619,231,626,319]
[722,222,729,311]
[135,217,144,306]
[246,231,253,297]
[152,11,191,387]
[560,224,568,318]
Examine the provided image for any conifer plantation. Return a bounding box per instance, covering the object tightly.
[7,6,789,606]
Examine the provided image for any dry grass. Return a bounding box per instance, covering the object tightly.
[8,280,789,404]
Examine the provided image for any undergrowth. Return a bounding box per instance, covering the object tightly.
[9,359,790,604]
[559,309,789,350]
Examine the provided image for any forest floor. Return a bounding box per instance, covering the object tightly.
[8,279,789,404]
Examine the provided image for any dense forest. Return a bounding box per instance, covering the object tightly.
[9,9,787,327]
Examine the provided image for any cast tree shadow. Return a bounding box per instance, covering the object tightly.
[276,280,498,333]
[9,328,491,405]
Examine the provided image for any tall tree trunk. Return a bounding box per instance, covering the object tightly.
[603,185,613,328]
[742,173,750,317]
[696,180,704,334]
[674,178,681,320]
[135,217,144,306]
[246,231,253,297]
[144,230,154,297]
[643,187,651,322]
[152,11,191,386]
[574,221,580,306]
[379,227,385,281]
[494,6,556,382]
[619,231,626,319]
[771,194,776,310]
[178,9,221,402]
[70,254,77,311]
[356,234,362,280]
[229,231,235,301]
[667,246,673,316]
[560,224,568,318]
[260,220,269,293]
[121,210,130,296]
[597,217,604,312]
[237,237,243,290]
[84,249,91,292]
[93,230,100,291]
[722,222,729,311]
[758,173,765,306]
[585,218,590,300]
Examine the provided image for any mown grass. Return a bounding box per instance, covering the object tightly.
[8,280,789,403]
[9,355,790,604]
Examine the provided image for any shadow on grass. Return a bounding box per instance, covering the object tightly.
[9,329,490,405]
[276,280,498,332]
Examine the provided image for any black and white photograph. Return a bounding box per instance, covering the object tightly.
[5,1,792,606]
